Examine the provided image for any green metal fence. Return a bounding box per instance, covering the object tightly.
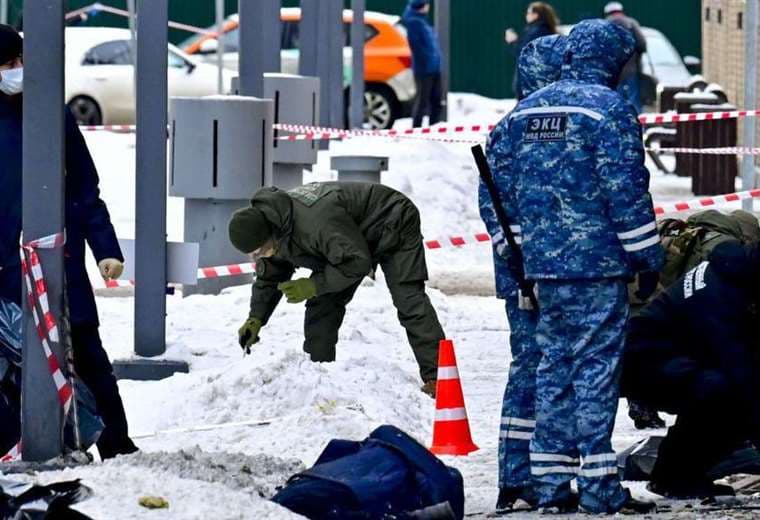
[8,0,701,98]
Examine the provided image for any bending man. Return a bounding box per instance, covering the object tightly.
[229,182,445,397]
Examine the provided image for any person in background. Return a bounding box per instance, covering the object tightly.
[504,2,559,100]
[604,2,647,113]
[480,34,568,513]
[0,24,137,460]
[402,0,443,128]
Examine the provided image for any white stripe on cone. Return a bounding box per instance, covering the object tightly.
[435,407,468,422]
[437,366,459,380]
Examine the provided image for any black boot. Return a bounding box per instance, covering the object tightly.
[495,487,537,512]
[618,495,657,514]
[628,400,666,429]
[648,480,735,499]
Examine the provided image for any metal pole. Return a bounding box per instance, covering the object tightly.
[1,0,8,25]
[434,0,450,122]
[300,0,344,129]
[743,0,759,210]
[238,0,281,97]
[22,0,66,462]
[349,0,365,129]
[134,0,168,357]
[127,0,137,102]
[216,0,225,94]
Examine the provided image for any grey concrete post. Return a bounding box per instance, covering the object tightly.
[434,0,450,121]
[350,0,365,129]
[0,0,8,25]
[743,0,758,210]
[300,0,344,129]
[238,0,281,97]
[332,156,389,184]
[21,0,66,461]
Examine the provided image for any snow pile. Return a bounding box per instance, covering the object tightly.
[21,463,303,519]
[111,447,304,498]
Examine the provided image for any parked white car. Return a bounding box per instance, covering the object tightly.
[65,27,234,125]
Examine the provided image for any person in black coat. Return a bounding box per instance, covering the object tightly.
[622,239,760,498]
[0,24,136,459]
[505,2,558,99]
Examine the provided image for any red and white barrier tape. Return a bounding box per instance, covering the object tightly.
[654,188,760,216]
[648,147,760,156]
[638,109,760,126]
[3,232,73,463]
[102,261,258,289]
[1,442,21,463]
[425,233,492,250]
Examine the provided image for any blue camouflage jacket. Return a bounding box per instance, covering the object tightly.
[487,20,664,282]
[479,34,567,298]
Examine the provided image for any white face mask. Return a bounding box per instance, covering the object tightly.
[0,67,23,95]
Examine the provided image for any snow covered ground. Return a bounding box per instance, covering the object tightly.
[4,93,757,518]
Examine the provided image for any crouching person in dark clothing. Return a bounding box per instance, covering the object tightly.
[622,240,760,499]
[0,24,137,459]
[229,182,446,397]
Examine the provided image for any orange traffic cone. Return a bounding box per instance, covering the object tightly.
[429,339,479,456]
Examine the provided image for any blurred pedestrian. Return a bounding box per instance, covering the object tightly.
[505,2,559,99]
[0,24,137,460]
[402,0,443,127]
[604,2,647,112]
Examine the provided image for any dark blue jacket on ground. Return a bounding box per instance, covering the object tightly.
[624,240,760,435]
[273,425,464,519]
[509,21,555,98]
[490,20,664,281]
[0,94,122,326]
[402,4,442,77]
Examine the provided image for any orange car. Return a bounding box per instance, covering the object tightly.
[181,8,416,129]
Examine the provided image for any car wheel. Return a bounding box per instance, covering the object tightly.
[67,96,103,126]
[363,86,399,130]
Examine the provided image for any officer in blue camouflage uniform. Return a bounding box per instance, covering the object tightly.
[479,34,568,512]
[487,20,664,513]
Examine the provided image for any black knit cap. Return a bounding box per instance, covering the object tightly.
[0,24,22,66]
[228,206,272,254]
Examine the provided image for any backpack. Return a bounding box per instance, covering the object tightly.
[630,210,760,306]
[272,425,464,520]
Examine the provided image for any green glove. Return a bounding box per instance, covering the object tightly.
[278,278,318,304]
[238,317,263,354]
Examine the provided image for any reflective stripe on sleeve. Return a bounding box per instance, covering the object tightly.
[622,234,661,252]
[617,221,657,240]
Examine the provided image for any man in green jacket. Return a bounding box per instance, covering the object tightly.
[228,182,445,396]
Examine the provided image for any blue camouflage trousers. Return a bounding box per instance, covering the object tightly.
[498,292,540,490]
[530,278,629,513]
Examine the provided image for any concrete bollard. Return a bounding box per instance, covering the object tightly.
[169,95,273,296]
[331,156,389,184]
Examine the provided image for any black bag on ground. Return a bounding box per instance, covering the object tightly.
[272,425,464,520]
[619,436,760,481]
[0,298,104,455]
[0,478,93,519]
